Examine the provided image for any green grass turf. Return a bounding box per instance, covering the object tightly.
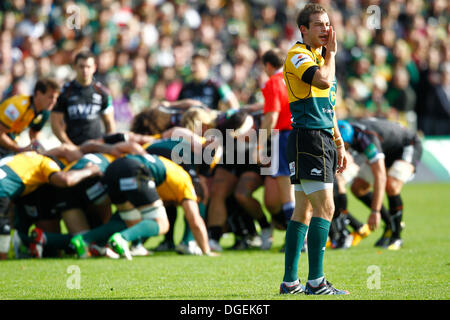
[0,183,449,300]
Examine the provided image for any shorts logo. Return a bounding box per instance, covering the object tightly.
[310,168,322,176]
[289,162,296,177]
[119,177,138,191]
[86,182,106,200]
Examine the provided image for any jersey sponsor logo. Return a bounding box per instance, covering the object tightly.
[0,156,14,167]
[143,154,156,163]
[92,93,102,104]
[68,95,80,102]
[83,154,102,164]
[4,104,20,121]
[67,104,102,120]
[119,177,138,191]
[310,168,322,176]
[290,53,313,68]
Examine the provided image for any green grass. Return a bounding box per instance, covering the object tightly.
[0,183,449,300]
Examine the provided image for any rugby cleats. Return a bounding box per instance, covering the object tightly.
[29,227,45,258]
[280,281,305,294]
[70,234,90,258]
[305,279,349,295]
[108,233,132,260]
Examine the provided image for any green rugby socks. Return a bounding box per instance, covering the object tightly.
[283,220,309,282]
[121,219,160,242]
[307,217,331,281]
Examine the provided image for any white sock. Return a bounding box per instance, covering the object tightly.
[307,276,324,287]
[283,279,299,287]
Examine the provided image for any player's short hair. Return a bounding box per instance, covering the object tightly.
[192,51,210,65]
[34,78,60,94]
[180,107,216,132]
[297,3,327,29]
[74,50,96,65]
[262,49,285,69]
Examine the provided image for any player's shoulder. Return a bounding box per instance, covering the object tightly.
[285,43,316,69]
[0,94,30,107]
[92,80,111,96]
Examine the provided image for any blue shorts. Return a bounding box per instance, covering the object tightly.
[271,130,291,178]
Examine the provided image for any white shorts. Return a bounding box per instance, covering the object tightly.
[357,160,414,184]
[294,179,333,195]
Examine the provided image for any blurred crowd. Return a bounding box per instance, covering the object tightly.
[0,0,449,135]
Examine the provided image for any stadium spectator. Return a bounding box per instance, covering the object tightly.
[165,52,240,111]
[50,50,116,146]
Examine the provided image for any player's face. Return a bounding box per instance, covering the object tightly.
[35,89,59,111]
[191,58,209,81]
[75,57,97,84]
[307,13,331,48]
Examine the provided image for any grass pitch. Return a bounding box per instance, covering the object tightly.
[0,183,449,300]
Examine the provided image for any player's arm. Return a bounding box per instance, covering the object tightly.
[261,111,279,133]
[0,127,21,152]
[161,99,206,109]
[50,111,75,145]
[43,143,84,164]
[333,116,347,173]
[102,111,116,135]
[49,162,101,188]
[368,158,387,230]
[219,84,240,111]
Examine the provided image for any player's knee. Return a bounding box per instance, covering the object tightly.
[233,188,251,205]
[351,179,369,197]
[386,176,403,196]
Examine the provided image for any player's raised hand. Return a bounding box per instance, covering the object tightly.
[326,26,337,54]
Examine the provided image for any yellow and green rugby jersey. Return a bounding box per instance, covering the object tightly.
[283,42,337,135]
[0,95,49,137]
[0,151,61,198]
[64,153,116,173]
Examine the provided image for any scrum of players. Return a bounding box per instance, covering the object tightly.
[0,92,422,260]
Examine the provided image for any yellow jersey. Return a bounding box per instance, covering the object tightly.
[283,42,337,135]
[0,95,49,136]
[0,151,61,197]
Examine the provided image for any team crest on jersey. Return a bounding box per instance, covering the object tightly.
[328,81,337,107]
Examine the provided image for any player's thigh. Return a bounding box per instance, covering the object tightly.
[210,167,238,199]
[264,176,281,213]
[235,171,263,199]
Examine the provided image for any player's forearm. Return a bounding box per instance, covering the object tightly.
[261,112,278,135]
[0,133,21,152]
[320,52,336,84]
[372,172,387,212]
